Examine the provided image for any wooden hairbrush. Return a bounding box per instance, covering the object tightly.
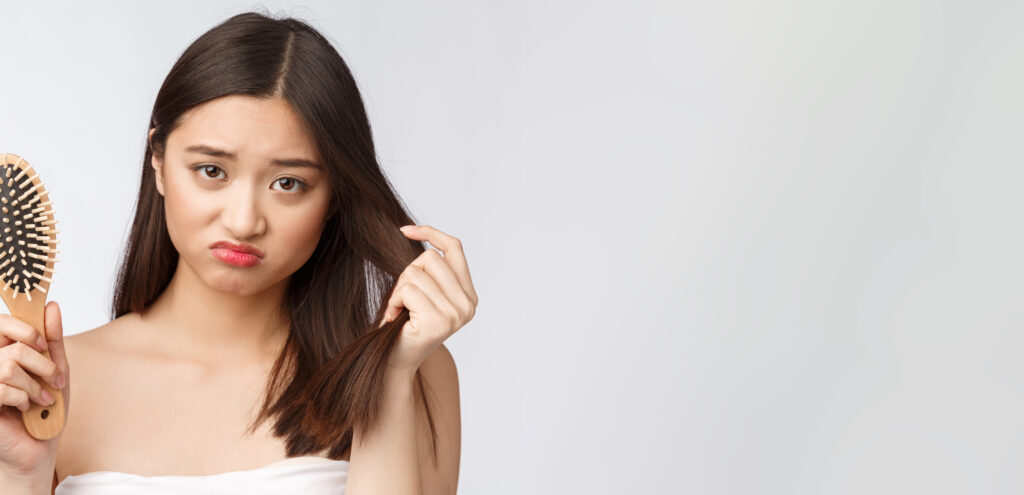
[0,153,63,440]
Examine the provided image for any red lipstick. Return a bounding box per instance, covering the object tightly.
[210,241,263,267]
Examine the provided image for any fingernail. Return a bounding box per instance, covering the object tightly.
[41,389,54,406]
[36,335,48,351]
[400,225,415,232]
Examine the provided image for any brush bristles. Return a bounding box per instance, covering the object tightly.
[0,154,58,296]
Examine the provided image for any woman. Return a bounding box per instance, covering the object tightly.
[0,11,475,495]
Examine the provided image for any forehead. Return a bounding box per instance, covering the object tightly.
[168,95,320,163]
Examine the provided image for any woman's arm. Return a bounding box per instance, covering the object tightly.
[414,345,461,495]
[346,344,461,495]
[349,225,471,494]
[346,367,422,495]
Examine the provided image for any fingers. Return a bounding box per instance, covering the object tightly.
[43,301,63,344]
[410,250,475,322]
[0,313,48,353]
[380,282,408,327]
[381,273,443,331]
[399,225,477,304]
[391,283,440,336]
[0,304,66,415]
[380,263,418,326]
[400,262,461,327]
[381,260,454,328]
[0,383,32,412]
[43,301,68,387]
[406,265,454,317]
[0,359,55,410]
[384,225,479,330]
[0,343,60,412]
[0,342,61,391]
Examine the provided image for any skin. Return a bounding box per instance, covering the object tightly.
[0,93,473,494]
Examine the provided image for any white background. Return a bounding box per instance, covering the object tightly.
[2,1,1023,493]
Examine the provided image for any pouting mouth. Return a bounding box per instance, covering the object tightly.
[209,240,264,258]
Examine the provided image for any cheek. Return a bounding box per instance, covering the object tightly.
[269,196,331,268]
[274,211,326,261]
[161,177,186,249]
[160,171,209,254]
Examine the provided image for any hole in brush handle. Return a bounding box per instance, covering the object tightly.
[41,409,49,419]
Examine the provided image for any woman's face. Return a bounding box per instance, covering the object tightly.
[149,95,332,296]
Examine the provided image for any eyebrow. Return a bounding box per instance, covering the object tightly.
[184,144,323,170]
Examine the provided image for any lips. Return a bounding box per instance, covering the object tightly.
[210,240,264,258]
[210,241,264,267]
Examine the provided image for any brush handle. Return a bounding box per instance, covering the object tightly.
[6,294,65,440]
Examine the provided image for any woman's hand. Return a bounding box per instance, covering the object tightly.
[0,301,69,478]
[380,225,478,376]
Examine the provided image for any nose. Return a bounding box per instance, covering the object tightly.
[220,181,266,240]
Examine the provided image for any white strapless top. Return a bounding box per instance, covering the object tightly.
[54,456,349,494]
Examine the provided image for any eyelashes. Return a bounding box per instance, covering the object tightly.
[190,164,309,193]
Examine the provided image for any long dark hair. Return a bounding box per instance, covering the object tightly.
[111,10,438,462]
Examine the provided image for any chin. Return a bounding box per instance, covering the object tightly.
[198,262,272,295]
[212,279,254,295]
[216,277,275,296]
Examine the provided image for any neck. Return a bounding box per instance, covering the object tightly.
[141,256,291,368]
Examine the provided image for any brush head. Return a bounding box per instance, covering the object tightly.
[0,153,58,301]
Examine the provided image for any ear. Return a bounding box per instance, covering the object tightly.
[149,128,165,197]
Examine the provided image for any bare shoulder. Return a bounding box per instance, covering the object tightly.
[56,312,143,482]
[63,312,140,367]
[61,310,148,417]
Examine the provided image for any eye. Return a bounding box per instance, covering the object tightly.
[191,164,226,181]
[272,177,308,193]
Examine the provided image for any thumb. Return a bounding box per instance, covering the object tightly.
[43,301,68,380]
